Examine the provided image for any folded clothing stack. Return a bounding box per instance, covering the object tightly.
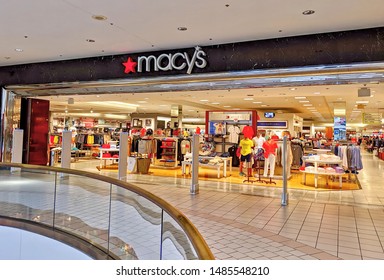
[325,167,336,173]
[335,167,344,173]
[305,166,315,172]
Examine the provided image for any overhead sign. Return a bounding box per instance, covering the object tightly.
[257,121,287,128]
[363,113,382,124]
[122,46,207,75]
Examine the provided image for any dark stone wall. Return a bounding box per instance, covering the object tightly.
[0,27,383,86]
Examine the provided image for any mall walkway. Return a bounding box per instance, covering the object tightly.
[80,149,384,260]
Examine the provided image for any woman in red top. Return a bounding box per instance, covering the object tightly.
[262,136,278,178]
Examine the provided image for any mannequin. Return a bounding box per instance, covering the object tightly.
[262,135,278,178]
[270,131,279,140]
[252,132,265,151]
[239,136,254,176]
[239,125,255,177]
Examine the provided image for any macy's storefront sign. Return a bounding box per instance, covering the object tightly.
[122,46,207,75]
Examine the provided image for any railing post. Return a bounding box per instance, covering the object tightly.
[53,171,58,228]
[107,183,113,256]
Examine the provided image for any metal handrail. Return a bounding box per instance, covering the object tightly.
[0,162,215,260]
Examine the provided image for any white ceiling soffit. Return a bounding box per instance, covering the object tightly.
[1,0,384,66]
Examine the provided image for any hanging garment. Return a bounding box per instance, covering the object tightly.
[227,125,241,144]
[228,145,240,167]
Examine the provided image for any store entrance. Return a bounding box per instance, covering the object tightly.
[2,63,383,190]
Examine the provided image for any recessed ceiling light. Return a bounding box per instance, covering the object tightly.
[313,92,321,95]
[302,10,315,15]
[303,104,313,106]
[223,105,231,108]
[211,102,220,105]
[244,98,254,101]
[252,101,262,104]
[299,100,310,103]
[356,101,369,104]
[15,48,23,52]
[92,15,108,21]
[200,99,209,102]
[294,96,306,99]
[177,27,187,31]
[290,88,297,91]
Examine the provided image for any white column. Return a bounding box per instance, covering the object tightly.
[118,132,128,180]
[61,130,72,169]
[190,134,199,194]
[11,129,23,164]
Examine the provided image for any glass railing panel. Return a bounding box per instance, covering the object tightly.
[54,173,111,250]
[0,167,56,227]
[161,211,198,260]
[109,185,162,260]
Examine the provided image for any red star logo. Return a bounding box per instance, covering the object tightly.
[122,57,137,74]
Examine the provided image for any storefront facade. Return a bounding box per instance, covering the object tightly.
[1,26,384,163]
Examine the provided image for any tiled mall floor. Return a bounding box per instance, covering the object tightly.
[72,149,384,260]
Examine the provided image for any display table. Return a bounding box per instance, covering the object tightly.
[182,160,224,178]
[97,148,119,168]
[300,170,344,188]
[183,155,232,177]
[313,149,331,154]
[301,157,344,188]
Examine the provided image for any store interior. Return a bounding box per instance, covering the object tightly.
[6,67,384,191]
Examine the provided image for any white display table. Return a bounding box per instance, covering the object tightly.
[97,148,119,168]
[182,155,232,178]
[301,157,344,188]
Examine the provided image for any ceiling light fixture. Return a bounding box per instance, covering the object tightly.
[92,15,108,21]
[86,39,95,43]
[15,48,23,52]
[302,10,315,15]
[177,27,187,31]
[294,96,306,99]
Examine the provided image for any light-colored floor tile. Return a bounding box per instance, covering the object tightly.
[3,150,384,260]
